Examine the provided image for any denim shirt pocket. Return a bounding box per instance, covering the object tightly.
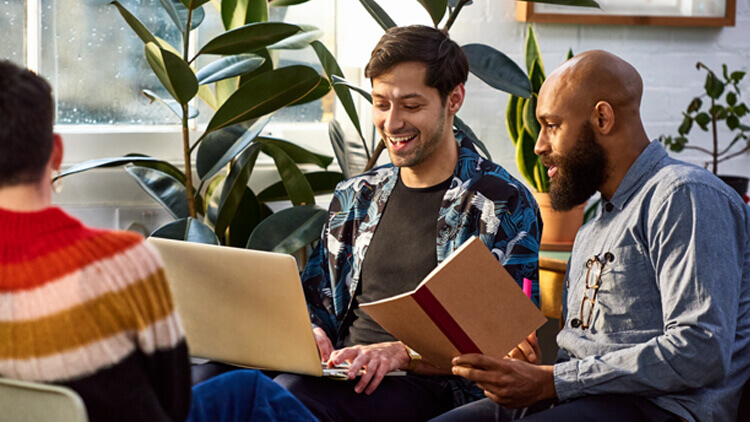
[590,243,661,333]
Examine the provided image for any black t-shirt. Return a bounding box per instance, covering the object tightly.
[342,174,452,347]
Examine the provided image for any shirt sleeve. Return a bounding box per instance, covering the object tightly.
[553,183,746,400]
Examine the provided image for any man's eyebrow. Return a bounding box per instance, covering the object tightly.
[537,113,562,121]
[371,92,426,100]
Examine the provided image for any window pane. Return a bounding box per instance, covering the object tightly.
[41,0,182,124]
[0,0,24,66]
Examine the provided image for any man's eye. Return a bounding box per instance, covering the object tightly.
[404,104,421,110]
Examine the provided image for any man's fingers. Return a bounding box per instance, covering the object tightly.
[354,357,378,392]
[516,340,536,363]
[330,347,358,366]
[364,363,389,395]
[453,353,502,370]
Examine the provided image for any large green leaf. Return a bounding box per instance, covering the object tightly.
[268,26,323,50]
[257,171,345,202]
[57,156,168,179]
[524,24,544,75]
[506,95,520,144]
[331,75,372,103]
[142,89,199,119]
[257,136,333,168]
[358,0,397,31]
[222,0,268,30]
[216,77,239,106]
[288,76,331,106]
[528,60,545,95]
[518,0,600,8]
[179,0,211,9]
[151,217,220,245]
[196,22,300,56]
[417,0,447,27]
[238,48,274,87]
[328,119,368,178]
[269,0,311,6]
[145,42,198,104]
[110,1,157,44]
[533,157,549,193]
[125,166,189,219]
[261,143,315,206]
[226,188,263,247]
[196,115,272,181]
[311,41,365,146]
[246,205,327,254]
[158,0,205,32]
[463,44,531,98]
[205,65,321,133]
[522,96,540,139]
[213,143,263,241]
[448,0,472,6]
[196,54,265,85]
[516,130,539,191]
[124,153,187,184]
[454,116,491,160]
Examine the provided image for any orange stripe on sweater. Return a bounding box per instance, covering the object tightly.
[0,271,178,359]
[0,231,143,291]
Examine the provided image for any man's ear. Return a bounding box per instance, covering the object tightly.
[447,83,465,116]
[50,133,64,171]
[592,101,615,135]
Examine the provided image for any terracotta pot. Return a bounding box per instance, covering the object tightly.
[532,191,585,248]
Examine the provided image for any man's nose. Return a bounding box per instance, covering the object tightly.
[534,130,549,157]
[384,108,404,133]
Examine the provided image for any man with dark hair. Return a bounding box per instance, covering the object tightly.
[432,50,750,422]
[0,61,55,187]
[275,25,542,421]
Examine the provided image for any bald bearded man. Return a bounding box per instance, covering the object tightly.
[431,50,750,422]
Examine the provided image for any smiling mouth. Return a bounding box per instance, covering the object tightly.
[387,134,417,146]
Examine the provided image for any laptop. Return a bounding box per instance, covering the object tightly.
[148,237,362,377]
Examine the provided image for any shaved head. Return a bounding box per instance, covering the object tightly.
[535,50,651,203]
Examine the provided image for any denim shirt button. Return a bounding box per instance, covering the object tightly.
[605,202,614,212]
[570,318,582,328]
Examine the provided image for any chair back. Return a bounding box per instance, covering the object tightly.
[0,378,88,422]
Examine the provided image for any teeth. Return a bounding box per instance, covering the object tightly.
[389,135,415,144]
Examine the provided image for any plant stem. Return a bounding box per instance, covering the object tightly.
[364,139,385,171]
[683,145,713,155]
[711,96,718,175]
[183,8,197,218]
[443,0,471,31]
[717,144,750,164]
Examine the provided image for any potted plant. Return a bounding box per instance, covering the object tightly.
[661,62,750,200]
[58,0,358,256]
[505,25,584,247]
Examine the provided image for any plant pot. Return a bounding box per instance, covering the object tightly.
[718,175,749,199]
[532,191,585,249]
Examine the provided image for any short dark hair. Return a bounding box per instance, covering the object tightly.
[0,60,54,188]
[365,25,469,103]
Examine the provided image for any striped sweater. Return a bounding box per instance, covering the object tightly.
[0,206,191,422]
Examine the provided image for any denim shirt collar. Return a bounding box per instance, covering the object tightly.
[606,141,668,211]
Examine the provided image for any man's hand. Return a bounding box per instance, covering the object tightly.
[328,341,409,395]
[312,327,334,362]
[506,332,541,364]
[451,354,556,408]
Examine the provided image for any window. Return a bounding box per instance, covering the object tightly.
[3,0,336,159]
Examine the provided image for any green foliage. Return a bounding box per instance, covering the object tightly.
[505,24,567,193]
[660,62,750,175]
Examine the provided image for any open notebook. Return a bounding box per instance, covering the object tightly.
[147,237,390,377]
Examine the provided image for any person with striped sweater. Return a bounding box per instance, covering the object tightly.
[0,61,316,421]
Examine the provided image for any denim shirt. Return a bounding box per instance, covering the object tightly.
[554,141,750,422]
[300,131,541,405]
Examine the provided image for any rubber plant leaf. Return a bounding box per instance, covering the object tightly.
[213,143,263,242]
[222,0,268,30]
[257,171,345,202]
[196,22,300,56]
[269,0,311,5]
[144,42,198,104]
[110,1,157,44]
[151,217,220,245]
[331,75,372,103]
[311,41,365,146]
[358,0,397,31]
[158,0,205,32]
[454,116,491,160]
[142,89,199,119]
[204,65,321,133]
[196,54,265,85]
[288,76,331,106]
[417,0,447,27]
[268,26,323,50]
[196,115,272,181]
[246,204,327,254]
[125,166,189,219]
[463,43,531,98]
[261,143,315,206]
[179,0,211,10]
[57,156,169,179]
[124,153,187,184]
[256,136,333,168]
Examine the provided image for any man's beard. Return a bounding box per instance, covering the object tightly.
[386,106,445,168]
[547,123,607,211]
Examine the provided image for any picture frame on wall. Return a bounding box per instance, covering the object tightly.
[516,0,736,27]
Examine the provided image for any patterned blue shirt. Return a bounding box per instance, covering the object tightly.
[555,141,750,422]
[301,130,541,352]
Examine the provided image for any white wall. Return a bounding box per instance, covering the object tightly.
[335,0,750,181]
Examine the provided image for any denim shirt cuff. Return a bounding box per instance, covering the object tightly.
[553,360,583,401]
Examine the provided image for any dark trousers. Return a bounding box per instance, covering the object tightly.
[274,373,457,422]
[429,395,682,422]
